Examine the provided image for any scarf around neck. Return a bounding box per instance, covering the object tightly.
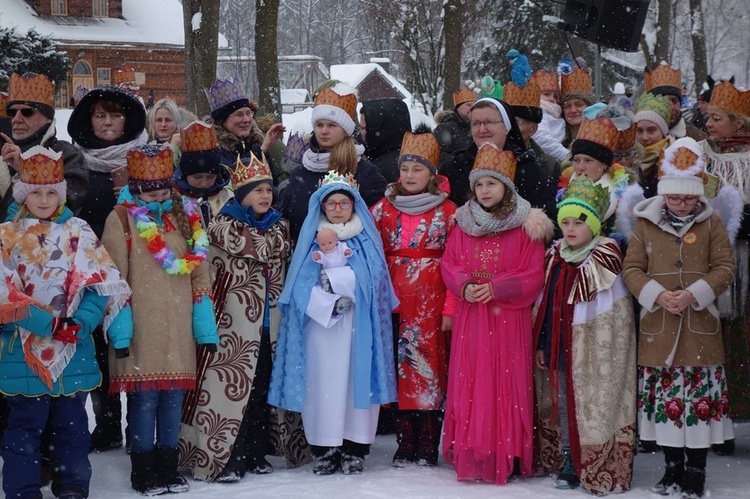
[385,185,448,215]
[559,234,602,263]
[219,197,282,232]
[318,213,364,240]
[78,130,148,173]
[302,143,366,173]
[455,196,531,237]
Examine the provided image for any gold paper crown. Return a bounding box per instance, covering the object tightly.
[319,171,359,190]
[399,132,440,169]
[8,73,55,108]
[671,147,699,171]
[127,146,174,181]
[561,68,592,95]
[180,121,218,153]
[113,67,137,87]
[453,88,476,107]
[615,123,637,150]
[576,118,618,150]
[503,81,540,108]
[530,70,559,94]
[644,64,681,92]
[19,146,63,185]
[314,88,357,119]
[560,175,610,221]
[472,143,516,182]
[709,81,750,117]
[0,92,7,117]
[230,153,272,190]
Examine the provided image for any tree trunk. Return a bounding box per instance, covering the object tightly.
[442,0,464,109]
[689,0,708,97]
[255,0,281,121]
[183,0,220,118]
[653,0,672,66]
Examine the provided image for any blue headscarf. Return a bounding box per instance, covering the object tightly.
[268,182,398,412]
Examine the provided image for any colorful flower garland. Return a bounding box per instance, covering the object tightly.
[127,199,209,275]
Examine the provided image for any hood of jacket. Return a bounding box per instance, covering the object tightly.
[361,99,411,159]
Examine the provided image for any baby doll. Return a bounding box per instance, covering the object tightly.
[312,227,353,268]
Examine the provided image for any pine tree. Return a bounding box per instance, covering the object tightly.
[0,27,70,91]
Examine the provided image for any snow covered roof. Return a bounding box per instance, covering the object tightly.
[330,63,412,102]
[0,0,227,48]
[281,89,310,104]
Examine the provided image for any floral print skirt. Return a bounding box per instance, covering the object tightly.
[638,365,734,448]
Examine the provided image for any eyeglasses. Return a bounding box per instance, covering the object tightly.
[92,112,126,121]
[322,200,353,211]
[613,150,636,161]
[665,196,698,206]
[7,108,36,118]
[229,110,254,120]
[470,120,504,129]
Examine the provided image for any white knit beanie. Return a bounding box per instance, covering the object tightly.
[657,137,706,196]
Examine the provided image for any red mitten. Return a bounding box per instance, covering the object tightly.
[52,318,82,344]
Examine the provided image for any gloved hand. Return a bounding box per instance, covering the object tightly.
[205,344,217,354]
[333,297,353,316]
[52,317,82,344]
[115,348,130,359]
[318,269,333,293]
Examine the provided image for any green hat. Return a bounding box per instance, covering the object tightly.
[557,176,610,236]
[635,93,672,136]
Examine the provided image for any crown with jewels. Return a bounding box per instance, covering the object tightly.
[230,152,272,190]
[19,146,64,185]
[472,143,516,182]
[453,88,476,107]
[644,64,681,93]
[283,132,309,164]
[204,76,248,113]
[180,121,218,153]
[559,175,610,222]
[314,88,357,119]
[8,72,55,108]
[530,70,559,94]
[576,117,618,150]
[318,171,358,190]
[709,81,750,117]
[615,122,637,151]
[561,68,592,95]
[503,81,541,108]
[127,145,174,182]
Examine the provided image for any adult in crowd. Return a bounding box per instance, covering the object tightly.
[67,84,148,453]
[359,98,411,183]
[560,68,597,149]
[1,72,88,220]
[147,98,196,146]
[434,88,476,173]
[280,85,387,243]
[644,64,705,141]
[530,69,568,162]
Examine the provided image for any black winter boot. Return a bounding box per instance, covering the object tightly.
[392,412,416,467]
[130,450,167,496]
[244,334,273,475]
[682,448,708,498]
[555,446,580,489]
[414,411,442,467]
[311,445,341,475]
[157,447,189,493]
[653,446,685,495]
[341,440,368,475]
[711,438,735,456]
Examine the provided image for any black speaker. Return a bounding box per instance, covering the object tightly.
[557,0,650,52]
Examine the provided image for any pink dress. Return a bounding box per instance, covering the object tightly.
[440,225,545,484]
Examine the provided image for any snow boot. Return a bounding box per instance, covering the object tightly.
[130,450,168,496]
[341,440,367,475]
[414,411,442,467]
[392,412,416,467]
[555,447,580,489]
[157,447,189,493]
[653,446,684,495]
[682,448,707,498]
[311,446,341,475]
[711,438,735,456]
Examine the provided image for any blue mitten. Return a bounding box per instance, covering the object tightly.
[193,296,219,345]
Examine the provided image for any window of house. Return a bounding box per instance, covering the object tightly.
[51,0,67,16]
[56,82,69,108]
[92,0,109,17]
[73,60,93,75]
[97,68,111,85]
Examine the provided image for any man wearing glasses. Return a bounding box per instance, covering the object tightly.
[0,72,88,219]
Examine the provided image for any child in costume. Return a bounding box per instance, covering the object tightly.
[101,144,219,496]
[0,146,131,499]
[179,153,294,483]
[370,131,457,467]
[622,138,736,498]
[533,175,636,494]
[440,143,553,484]
[268,173,398,476]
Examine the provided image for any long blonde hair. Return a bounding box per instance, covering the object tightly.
[328,136,359,175]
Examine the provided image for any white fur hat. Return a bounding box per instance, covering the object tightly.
[657,137,706,196]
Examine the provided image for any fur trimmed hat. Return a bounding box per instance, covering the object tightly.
[14,146,66,205]
[657,137,706,196]
[311,84,358,136]
[68,85,146,149]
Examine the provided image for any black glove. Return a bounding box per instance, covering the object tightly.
[333,297,353,316]
[204,344,217,354]
[115,348,130,359]
[318,269,333,293]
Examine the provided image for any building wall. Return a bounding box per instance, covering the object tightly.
[27,0,123,18]
[358,72,404,102]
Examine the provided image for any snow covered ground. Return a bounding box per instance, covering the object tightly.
[1,400,749,498]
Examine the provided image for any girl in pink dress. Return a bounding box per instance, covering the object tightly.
[440,142,553,484]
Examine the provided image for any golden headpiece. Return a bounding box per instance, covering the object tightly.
[399,132,440,172]
[530,70,559,94]
[471,143,516,183]
[127,145,174,193]
[453,88,476,107]
[502,81,541,108]
[19,146,64,185]
[575,117,618,150]
[180,121,218,153]
[314,87,358,120]
[560,68,592,95]
[230,153,272,191]
[709,81,750,118]
[0,92,7,117]
[615,123,637,151]
[7,72,56,108]
[644,64,681,93]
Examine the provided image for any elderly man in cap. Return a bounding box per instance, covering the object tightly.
[0,72,88,219]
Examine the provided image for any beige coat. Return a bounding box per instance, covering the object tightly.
[622,196,736,367]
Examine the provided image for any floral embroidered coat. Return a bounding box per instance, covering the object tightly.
[371,197,456,410]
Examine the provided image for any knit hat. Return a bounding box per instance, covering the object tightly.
[570,117,618,166]
[503,81,543,124]
[6,72,56,120]
[179,121,223,176]
[560,68,595,105]
[204,76,252,123]
[398,132,440,173]
[13,146,66,205]
[230,152,273,203]
[635,93,672,136]
[469,142,516,190]
[127,144,175,194]
[709,81,750,118]
[453,88,476,109]
[644,64,682,100]
[657,137,706,196]
[529,70,559,96]
[311,85,358,136]
[68,85,146,149]
[557,175,610,236]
